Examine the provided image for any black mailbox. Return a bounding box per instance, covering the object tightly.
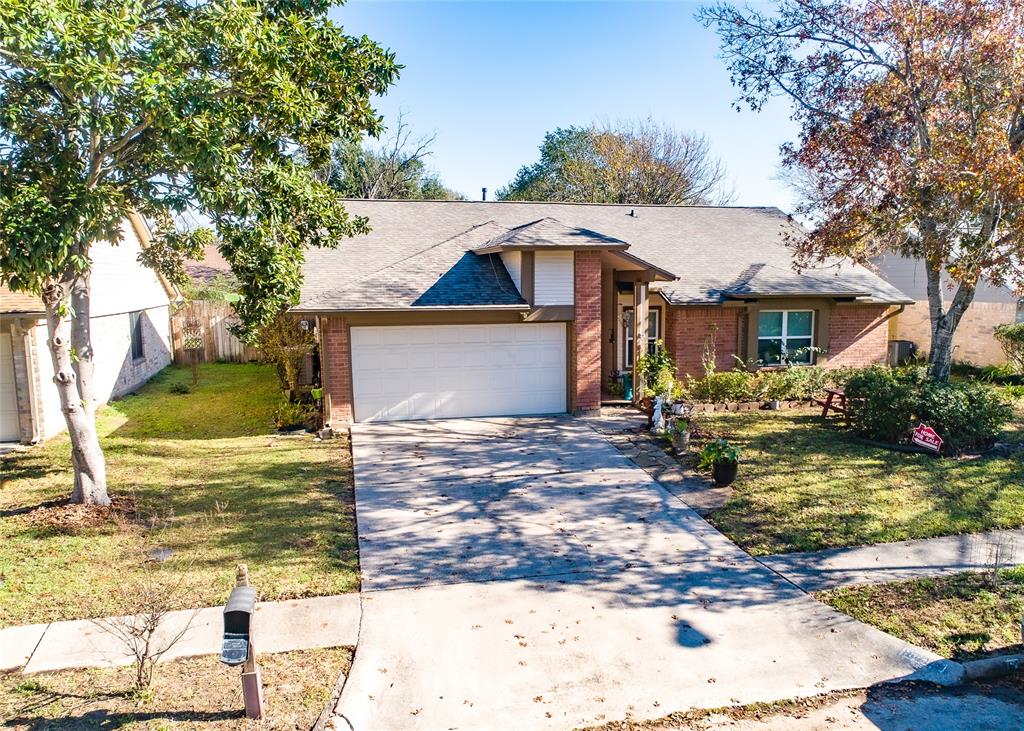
[221,585,257,666]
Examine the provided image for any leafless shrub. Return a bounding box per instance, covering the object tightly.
[91,567,199,691]
[985,537,1016,589]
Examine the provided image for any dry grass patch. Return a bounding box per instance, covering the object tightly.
[0,647,350,730]
[818,567,1024,660]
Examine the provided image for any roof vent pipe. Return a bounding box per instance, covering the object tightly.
[481,187,487,202]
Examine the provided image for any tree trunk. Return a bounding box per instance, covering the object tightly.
[42,277,110,506]
[924,260,976,382]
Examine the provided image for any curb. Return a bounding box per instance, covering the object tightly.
[963,653,1024,682]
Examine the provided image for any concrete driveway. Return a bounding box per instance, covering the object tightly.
[336,417,955,731]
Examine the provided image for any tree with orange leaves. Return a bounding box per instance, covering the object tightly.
[700,0,1024,380]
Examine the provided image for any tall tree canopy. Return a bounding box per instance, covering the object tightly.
[326,114,464,200]
[0,0,397,504]
[700,0,1024,381]
[498,119,732,205]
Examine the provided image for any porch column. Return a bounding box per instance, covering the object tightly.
[632,281,649,402]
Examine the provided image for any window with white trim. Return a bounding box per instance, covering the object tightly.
[757,310,814,365]
[623,307,661,368]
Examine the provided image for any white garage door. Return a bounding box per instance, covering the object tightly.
[1,333,20,441]
[351,323,567,422]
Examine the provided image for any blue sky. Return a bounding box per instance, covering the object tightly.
[333,1,800,211]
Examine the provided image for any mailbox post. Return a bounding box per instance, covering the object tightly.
[221,564,264,719]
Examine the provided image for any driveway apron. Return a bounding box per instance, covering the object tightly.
[337,417,953,730]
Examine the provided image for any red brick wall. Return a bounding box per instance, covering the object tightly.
[664,306,741,378]
[826,305,891,368]
[573,251,602,413]
[321,315,354,426]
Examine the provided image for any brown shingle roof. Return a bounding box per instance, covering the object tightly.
[298,200,912,310]
[473,217,627,254]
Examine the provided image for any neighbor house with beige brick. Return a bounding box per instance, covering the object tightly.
[293,200,912,427]
[1,214,179,444]
[872,253,1022,367]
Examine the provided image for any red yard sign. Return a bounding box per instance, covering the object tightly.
[911,423,944,453]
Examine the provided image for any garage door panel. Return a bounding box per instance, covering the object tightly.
[351,323,566,422]
[1,333,19,441]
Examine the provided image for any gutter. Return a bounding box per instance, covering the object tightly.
[289,305,531,315]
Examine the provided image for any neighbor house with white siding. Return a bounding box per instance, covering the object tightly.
[1,213,180,444]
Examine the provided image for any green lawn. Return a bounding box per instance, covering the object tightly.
[0,363,357,627]
[697,406,1024,556]
[819,568,1024,660]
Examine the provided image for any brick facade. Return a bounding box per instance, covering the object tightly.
[573,251,602,413]
[321,315,354,426]
[826,305,891,368]
[893,300,1018,366]
[664,306,741,378]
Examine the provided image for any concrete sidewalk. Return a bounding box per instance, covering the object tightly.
[0,593,360,674]
[761,528,1024,592]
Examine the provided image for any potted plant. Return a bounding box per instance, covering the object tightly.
[762,370,789,410]
[638,342,677,430]
[698,438,740,486]
[669,418,690,451]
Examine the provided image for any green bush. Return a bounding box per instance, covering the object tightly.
[846,366,1012,453]
[918,380,1014,453]
[168,382,192,395]
[994,323,1024,374]
[638,341,676,398]
[685,370,758,402]
[683,366,854,403]
[844,367,919,444]
[272,398,312,430]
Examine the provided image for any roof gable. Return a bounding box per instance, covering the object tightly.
[473,217,627,254]
[300,221,527,311]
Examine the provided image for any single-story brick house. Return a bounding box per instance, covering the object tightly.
[1,213,179,444]
[294,200,912,425]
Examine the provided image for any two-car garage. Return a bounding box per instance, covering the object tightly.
[349,323,567,422]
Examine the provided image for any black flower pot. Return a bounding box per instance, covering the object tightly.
[712,459,738,486]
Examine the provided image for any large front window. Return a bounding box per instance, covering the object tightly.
[623,307,660,368]
[758,310,814,365]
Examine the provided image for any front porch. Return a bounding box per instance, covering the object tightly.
[597,250,676,406]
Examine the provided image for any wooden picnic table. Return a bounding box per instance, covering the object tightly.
[816,387,850,424]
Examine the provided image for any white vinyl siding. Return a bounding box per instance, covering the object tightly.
[533,251,574,306]
[500,251,522,294]
[88,220,171,318]
[350,323,566,422]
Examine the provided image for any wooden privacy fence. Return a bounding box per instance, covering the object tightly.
[171,300,261,364]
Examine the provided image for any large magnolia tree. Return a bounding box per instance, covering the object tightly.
[0,0,397,504]
[700,0,1024,380]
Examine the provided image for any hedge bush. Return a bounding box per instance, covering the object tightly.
[679,366,854,404]
[845,366,1013,453]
